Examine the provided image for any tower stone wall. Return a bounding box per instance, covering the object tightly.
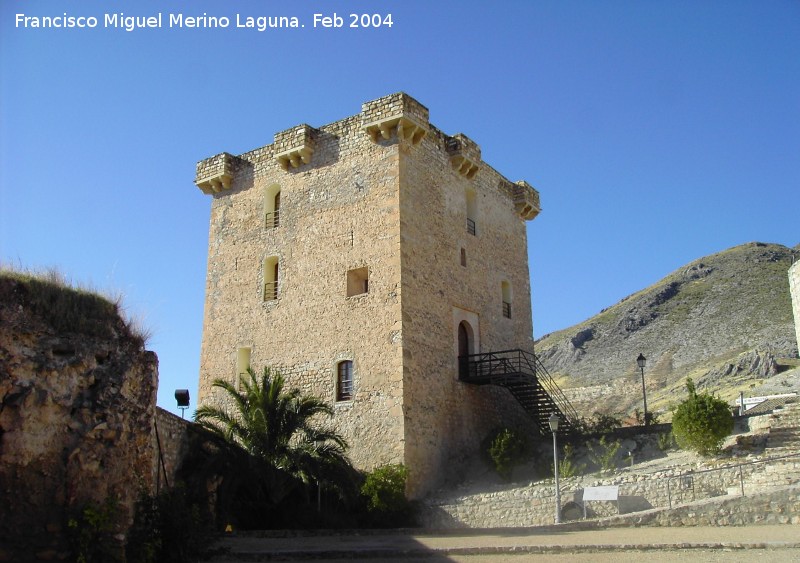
[194,93,541,497]
[790,260,800,355]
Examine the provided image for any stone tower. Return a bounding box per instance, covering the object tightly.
[194,93,544,497]
[790,259,800,354]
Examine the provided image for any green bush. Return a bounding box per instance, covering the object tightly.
[633,408,660,426]
[657,430,676,451]
[67,497,124,563]
[487,428,527,480]
[126,484,214,563]
[360,464,411,526]
[558,443,586,478]
[672,378,734,456]
[584,412,623,435]
[586,435,621,474]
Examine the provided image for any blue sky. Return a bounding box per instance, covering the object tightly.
[2,0,798,416]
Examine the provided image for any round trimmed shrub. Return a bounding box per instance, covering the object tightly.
[672,378,734,456]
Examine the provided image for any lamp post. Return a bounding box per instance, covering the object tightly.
[636,353,648,427]
[548,412,562,524]
[174,389,190,419]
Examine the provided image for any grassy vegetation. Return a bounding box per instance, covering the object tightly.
[0,265,151,347]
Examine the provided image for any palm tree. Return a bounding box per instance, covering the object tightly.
[193,366,356,527]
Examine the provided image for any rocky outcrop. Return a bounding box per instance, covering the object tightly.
[0,273,158,561]
[536,242,798,417]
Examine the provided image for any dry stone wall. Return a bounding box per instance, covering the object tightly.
[420,455,800,528]
[0,275,157,561]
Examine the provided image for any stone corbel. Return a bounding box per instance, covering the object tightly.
[195,153,238,195]
[513,181,541,220]
[364,115,427,145]
[450,155,480,179]
[276,146,315,170]
[273,124,317,171]
[446,134,482,179]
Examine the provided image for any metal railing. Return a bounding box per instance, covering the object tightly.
[263,281,278,301]
[502,301,512,318]
[466,218,476,236]
[524,352,580,424]
[560,451,800,520]
[461,349,579,428]
[265,210,280,229]
[665,451,800,508]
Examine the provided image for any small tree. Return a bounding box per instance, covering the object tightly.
[672,378,733,456]
[586,435,621,474]
[193,367,356,528]
[558,443,586,478]
[488,428,527,480]
[360,464,411,527]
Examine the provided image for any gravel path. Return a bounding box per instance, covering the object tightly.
[205,524,800,562]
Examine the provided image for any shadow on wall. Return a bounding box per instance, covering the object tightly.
[561,494,654,521]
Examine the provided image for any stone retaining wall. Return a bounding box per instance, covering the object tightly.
[595,485,800,527]
[420,455,800,528]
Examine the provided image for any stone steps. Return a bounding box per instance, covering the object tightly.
[767,400,800,452]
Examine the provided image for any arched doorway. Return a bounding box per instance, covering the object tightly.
[458,321,473,380]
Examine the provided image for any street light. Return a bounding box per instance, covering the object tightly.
[636,353,648,427]
[548,412,562,524]
[175,389,190,419]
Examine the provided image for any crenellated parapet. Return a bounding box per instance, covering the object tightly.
[446,134,481,179]
[195,152,243,194]
[362,92,429,145]
[512,181,541,220]
[274,124,317,170]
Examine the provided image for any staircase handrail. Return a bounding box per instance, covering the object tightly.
[521,350,580,425]
[462,349,580,428]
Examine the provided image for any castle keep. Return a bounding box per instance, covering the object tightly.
[194,93,568,497]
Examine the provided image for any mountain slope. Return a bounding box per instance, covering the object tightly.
[535,242,799,419]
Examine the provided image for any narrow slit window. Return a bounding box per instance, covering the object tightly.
[236,347,251,389]
[236,347,251,376]
[337,360,353,401]
[502,280,512,318]
[466,188,477,236]
[265,185,281,229]
[263,257,279,301]
[460,247,467,267]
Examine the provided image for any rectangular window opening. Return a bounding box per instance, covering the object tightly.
[502,301,512,319]
[236,347,251,390]
[460,248,467,267]
[346,267,369,297]
[337,361,353,401]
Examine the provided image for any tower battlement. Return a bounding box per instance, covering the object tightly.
[194,93,539,215]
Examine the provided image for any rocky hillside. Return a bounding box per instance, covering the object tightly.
[535,242,799,419]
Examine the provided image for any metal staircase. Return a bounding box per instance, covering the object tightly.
[460,349,579,435]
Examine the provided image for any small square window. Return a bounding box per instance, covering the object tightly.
[346,267,369,297]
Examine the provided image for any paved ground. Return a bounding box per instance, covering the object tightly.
[204,524,800,562]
